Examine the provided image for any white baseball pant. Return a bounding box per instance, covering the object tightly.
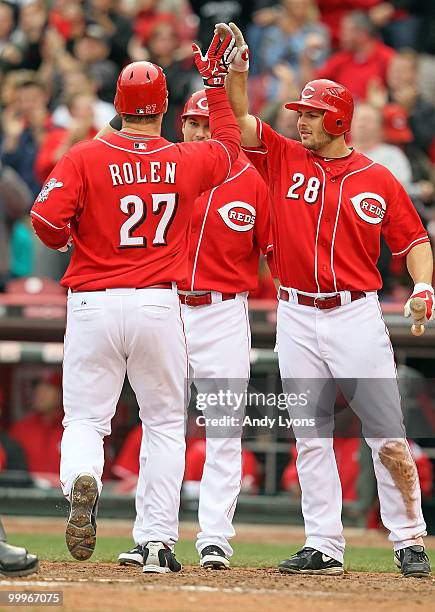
[277,290,427,563]
[133,292,251,557]
[61,287,187,547]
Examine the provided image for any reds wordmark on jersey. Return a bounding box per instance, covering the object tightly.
[178,156,270,293]
[31,131,236,290]
[244,118,429,293]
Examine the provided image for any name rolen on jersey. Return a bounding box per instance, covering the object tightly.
[30,128,238,291]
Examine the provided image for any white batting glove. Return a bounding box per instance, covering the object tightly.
[404,282,435,322]
[215,22,249,72]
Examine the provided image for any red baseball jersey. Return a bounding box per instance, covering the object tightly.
[178,155,271,293]
[243,118,429,293]
[9,412,63,476]
[30,89,240,291]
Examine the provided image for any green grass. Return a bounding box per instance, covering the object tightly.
[7,533,434,573]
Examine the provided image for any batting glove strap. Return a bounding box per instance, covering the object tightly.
[404,283,434,320]
[200,75,227,89]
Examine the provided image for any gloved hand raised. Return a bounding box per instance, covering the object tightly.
[192,31,236,88]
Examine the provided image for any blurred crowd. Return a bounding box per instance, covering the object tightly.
[1,0,435,296]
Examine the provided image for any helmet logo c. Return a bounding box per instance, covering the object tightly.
[301,86,315,99]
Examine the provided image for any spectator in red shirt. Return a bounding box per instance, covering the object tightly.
[35,92,98,183]
[308,10,395,101]
[9,370,63,483]
[316,0,381,47]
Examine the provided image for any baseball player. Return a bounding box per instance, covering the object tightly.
[108,90,270,569]
[0,518,38,577]
[30,30,241,573]
[219,22,432,578]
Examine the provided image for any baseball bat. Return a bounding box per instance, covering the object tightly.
[410,297,426,336]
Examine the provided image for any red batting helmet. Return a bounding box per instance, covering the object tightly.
[285,79,354,136]
[182,90,209,119]
[114,61,168,115]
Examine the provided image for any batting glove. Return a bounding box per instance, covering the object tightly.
[192,31,236,88]
[404,282,435,322]
[215,22,249,72]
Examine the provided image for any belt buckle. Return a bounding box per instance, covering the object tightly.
[184,294,197,307]
[314,294,340,309]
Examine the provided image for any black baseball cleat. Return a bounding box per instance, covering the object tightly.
[394,545,431,578]
[118,544,144,566]
[65,474,99,561]
[279,547,344,575]
[200,545,230,569]
[142,541,182,574]
[0,542,39,577]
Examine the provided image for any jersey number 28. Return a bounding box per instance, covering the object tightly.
[119,193,178,248]
[286,173,321,204]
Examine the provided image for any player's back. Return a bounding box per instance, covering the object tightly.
[32,131,232,291]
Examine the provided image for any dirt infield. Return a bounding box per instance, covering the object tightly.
[1,519,434,612]
[3,564,434,612]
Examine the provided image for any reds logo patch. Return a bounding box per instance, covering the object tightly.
[350,192,386,225]
[218,201,256,232]
[36,178,64,203]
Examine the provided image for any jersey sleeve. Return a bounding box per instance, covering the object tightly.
[30,152,84,250]
[181,87,241,194]
[242,117,286,183]
[178,138,237,195]
[265,233,277,279]
[381,174,430,258]
[252,171,271,255]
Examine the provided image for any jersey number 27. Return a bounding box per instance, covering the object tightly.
[119,193,178,248]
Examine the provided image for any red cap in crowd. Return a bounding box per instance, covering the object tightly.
[383,104,413,144]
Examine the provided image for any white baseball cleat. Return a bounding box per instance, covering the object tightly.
[142,541,182,573]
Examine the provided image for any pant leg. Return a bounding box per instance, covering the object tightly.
[324,293,427,548]
[133,362,193,546]
[277,300,345,562]
[132,424,146,545]
[61,291,126,497]
[184,295,250,558]
[125,288,187,548]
